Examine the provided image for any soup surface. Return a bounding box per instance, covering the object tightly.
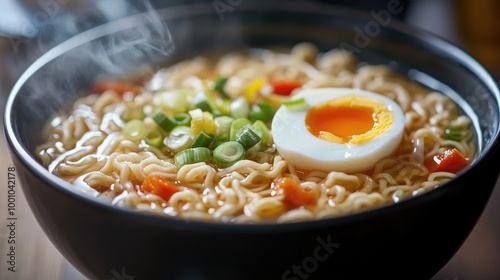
[36,43,474,223]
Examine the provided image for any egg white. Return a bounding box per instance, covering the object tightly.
[271,88,405,173]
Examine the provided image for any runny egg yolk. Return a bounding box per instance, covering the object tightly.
[305,96,393,144]
[271,88,405,173]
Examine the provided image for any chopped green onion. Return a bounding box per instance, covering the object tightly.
[444,127,468,141]
[212,133,230,148]
[282,97,307,111]
[214,116,234,135]
[173,113,191,127]
[145,129,164,148]
[213,141,246,168]
[196,100,212,112]
[230,118,252,141]
[175,147,211,168]
[122,119,146,141]
[153,111,177,132]
[230,96,250,119]
[392,189,405,202]
[194,91,213,112]
[120,106,145,122]
[218,99,232,116]
[190,131,214,148]
[164,126,194,153]
[249,100,275,122]
[204,91,220,112]
[249,110,264,122]
[259,101,276,120]
[253,120,271,145]
[214,76,230,99]
[434,176,449,181]
[235,124,262,150]
[155,90,190,113]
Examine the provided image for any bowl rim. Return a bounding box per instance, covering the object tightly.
[4,1,500,232]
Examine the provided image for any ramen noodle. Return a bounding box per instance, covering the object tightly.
[36,43,474,223]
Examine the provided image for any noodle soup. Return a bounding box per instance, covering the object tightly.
[36,43,475,223]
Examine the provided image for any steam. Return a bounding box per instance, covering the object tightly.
[8,0,175,122]
[83,1,174,76]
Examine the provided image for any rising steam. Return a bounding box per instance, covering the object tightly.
[8,0,175,123]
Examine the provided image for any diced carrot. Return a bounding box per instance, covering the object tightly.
[278,177,316,208]
[270,79,302,96]
[424,148,469,174]
[91,80,142,96]
[140,175,180,201]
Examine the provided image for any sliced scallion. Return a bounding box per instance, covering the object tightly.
[212,133,230,148]
[122,119,146,141]
[214,116,234,135]
[249,100,275,122]
[190,131,214,148]
[230,96,250,119]
[145,129,164,148]
[204,91,219,112]
[120,106,145,122]
[218,99,232,116]
[164,126,194,153]
[153,111,177,132]
[196,100,212,112]
[444,127,469,141]
[174,147,211,168]
[392,189,405,203]
[282,97,307,111]
[213,141,245,168]
[194,91,213,112]
[214,76,230,99]
[230,118,252,141]
[258,101,276,120]
[173,113,191,127]
[155,90,190,113]
[235,124,262,150]
[253,120,270,145]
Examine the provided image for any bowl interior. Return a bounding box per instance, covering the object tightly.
[5,1,500,219]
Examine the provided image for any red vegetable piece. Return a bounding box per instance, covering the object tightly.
[278,177,316,208]
[424,148,469,174]
[92,80,142,96]
[271,80,302,96]
[140,175,180,201]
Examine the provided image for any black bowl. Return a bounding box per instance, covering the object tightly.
[4,2,500,280]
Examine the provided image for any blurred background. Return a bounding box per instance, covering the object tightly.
[0,0,499,279]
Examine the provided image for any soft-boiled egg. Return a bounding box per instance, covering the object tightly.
[271,88,405,173]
